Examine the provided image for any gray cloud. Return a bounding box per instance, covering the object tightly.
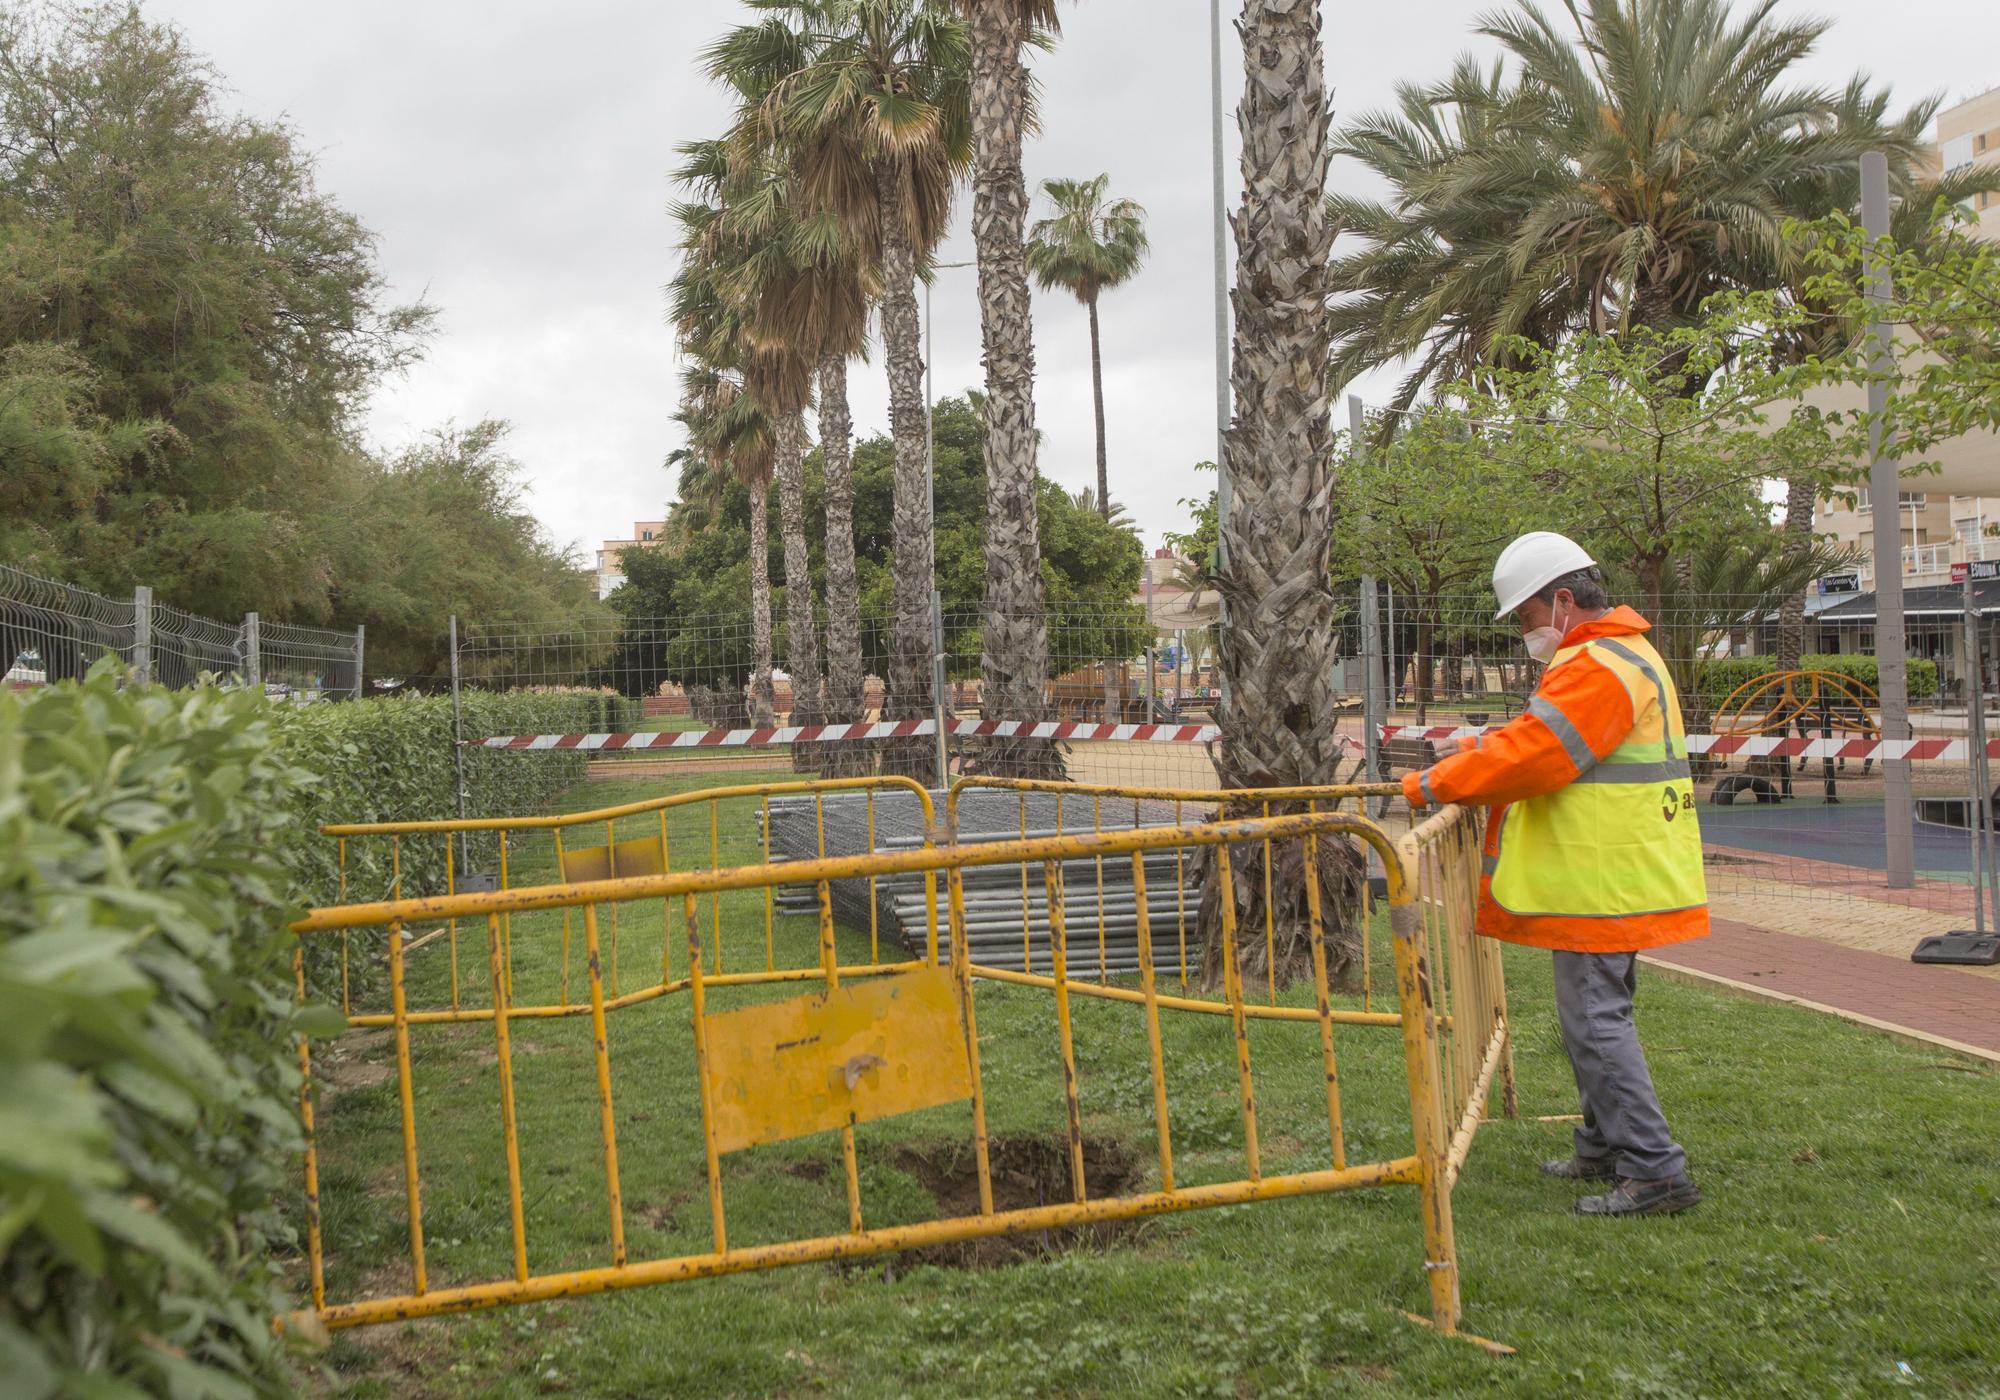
[149,0,1996,561]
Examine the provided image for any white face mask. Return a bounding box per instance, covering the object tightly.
[1521,597,1571,665]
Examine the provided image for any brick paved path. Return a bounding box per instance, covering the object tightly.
[1645,917,2000,1058]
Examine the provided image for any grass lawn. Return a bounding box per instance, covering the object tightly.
[304,775,2000,1398]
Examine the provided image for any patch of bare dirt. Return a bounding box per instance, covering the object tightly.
[889,1135,1145,1268]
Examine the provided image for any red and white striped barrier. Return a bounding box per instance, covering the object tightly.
[1377,723,2000,762]
[473,717,1224,751]
[475,717,1996,763]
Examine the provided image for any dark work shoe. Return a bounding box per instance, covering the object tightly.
[1540,1156,1617,1182]
[1575,1174,1702,1217]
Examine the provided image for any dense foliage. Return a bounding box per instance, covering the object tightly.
[0,4,603,681]
[0,669,636,1396]
[604,397,1149,694]
[0,668,327,1397]
[1695,653,1939,706]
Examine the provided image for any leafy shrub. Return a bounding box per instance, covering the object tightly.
[278,686,641,908]
[0,665,336,1397]
[0,673,636,1395]
[1694,653,1939,705]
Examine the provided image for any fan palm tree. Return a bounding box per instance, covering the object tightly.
[1201,0,1366,994]
[956,0,1060,777]
[1327,0,1944,415]
[674,137,836,732]
[704,25,888,746]
[714,1,970,742]
[667,351,778,725]
[1027,174,1149,516]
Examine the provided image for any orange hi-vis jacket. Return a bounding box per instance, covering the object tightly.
[1401,607,1709,953]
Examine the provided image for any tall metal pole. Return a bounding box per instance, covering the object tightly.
[1350,397,1384,806]
[449,615,470,868]
[352,624,366,701]
[1962,571,1985,932]
[1209,0,1232,708]
[1863,151,1917,888]
[929,589,950,789]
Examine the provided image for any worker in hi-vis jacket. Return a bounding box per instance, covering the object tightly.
[1404,532,1706,1216]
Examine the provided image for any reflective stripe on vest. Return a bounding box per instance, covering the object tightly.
[1489,632,1706,919]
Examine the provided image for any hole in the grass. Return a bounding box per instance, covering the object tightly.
[889,1134,1145,1268]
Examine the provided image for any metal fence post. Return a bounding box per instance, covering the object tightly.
[132,585,153,684]
[929,590,950,790]
[243,612,261,688]
[353,625,366,700]
[1350,398,1386,814]
[449,616,470,866]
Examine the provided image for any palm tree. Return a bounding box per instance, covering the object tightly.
[667,354,778,725]
[957,0,1060,778]
[717,2,971,747]
[1327,0,1945,415]
[1202,0,1366,993]
[672,143,826,736]
[1026,174,1149,515]
[1066,486,1133,531]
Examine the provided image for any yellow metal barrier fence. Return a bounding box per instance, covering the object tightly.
[288,784,1510,1348]
[316,775,940,1024]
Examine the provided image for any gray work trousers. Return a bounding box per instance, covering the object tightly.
[1552,950,1688,1181]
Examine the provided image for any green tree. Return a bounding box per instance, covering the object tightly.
[1330,409,1524,721]
[1450,299,1847,685]
[724,1,971,724]
[1027,174,1149,515]
[0,2,432,618]
[331,422,611,687]
[1327,0,1957,414]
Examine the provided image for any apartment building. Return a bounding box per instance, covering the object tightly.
[1808,87,2000,600]
[595,521,665,599]
[1940,85,2000,239]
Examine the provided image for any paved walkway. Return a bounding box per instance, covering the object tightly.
[1645,915,2000,1061]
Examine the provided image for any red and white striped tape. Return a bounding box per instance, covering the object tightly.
[475,717,1994,763]
[1377,723,1998,761]
[474,717,1224,751]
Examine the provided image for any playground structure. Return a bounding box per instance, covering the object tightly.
[1705,668,1882,804]
[291,775,1511,1347]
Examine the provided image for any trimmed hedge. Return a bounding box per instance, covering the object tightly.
[279,687,640,909]
[1694,654,1939,705]
[1,665,326,1397]
[0,673,637,1395]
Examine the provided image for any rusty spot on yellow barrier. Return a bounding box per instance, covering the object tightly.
[702,966,972,1154]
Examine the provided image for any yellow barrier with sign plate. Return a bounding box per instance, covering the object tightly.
[704,966,972,1154]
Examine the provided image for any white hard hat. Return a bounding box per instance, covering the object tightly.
[1492,532,1596,619]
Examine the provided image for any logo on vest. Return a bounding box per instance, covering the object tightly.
[1662,785,1692,822]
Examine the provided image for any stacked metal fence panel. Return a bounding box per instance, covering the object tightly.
[761,788,1210,973]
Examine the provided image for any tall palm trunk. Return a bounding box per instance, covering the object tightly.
[1199,0,1363,993]
[747,477,777,726]
[774,410,824,747]
[874,159,935,749]
[1087,290,1108,517]
[967,2,1057,778]
[818,351,869,774]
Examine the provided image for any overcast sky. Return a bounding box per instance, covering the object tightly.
[150,0,1996,560]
